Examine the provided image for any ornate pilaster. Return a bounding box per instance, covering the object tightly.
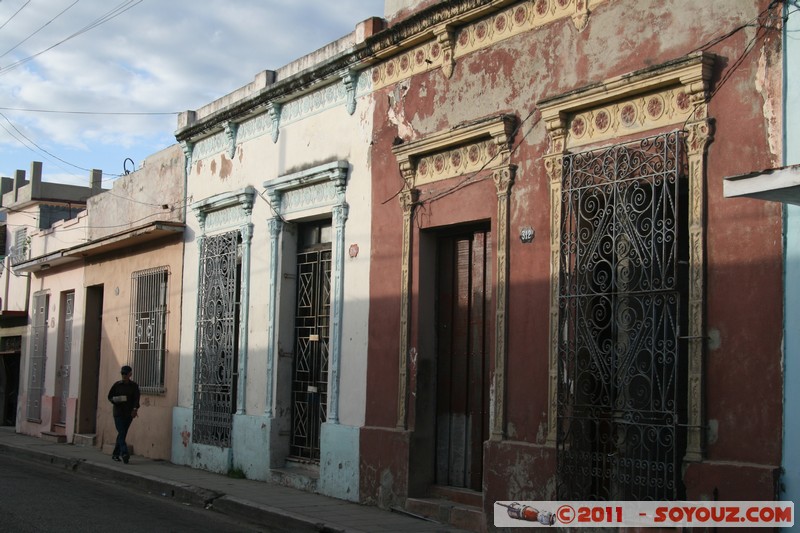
[491,165,516,440]
[329,201,350,424]
[543,119,568,446]
[224,121,238,158]
[434,24,457,78]
[268,102,282,143]
[237,222,254,414]
[341,70,359,116]
[397,185,418,429]
[265,212,283,417]
[683,104,713,463]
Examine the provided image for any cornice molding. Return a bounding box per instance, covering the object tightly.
[176,0,587,143]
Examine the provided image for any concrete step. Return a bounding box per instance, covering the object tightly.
[428,485,483,508]
[40,431,67,443]
[73,433,96,447]
[405,497,485,533]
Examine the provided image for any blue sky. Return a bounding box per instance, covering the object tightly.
[0,0,386,186]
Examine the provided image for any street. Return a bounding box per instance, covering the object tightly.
[0,454,269,533]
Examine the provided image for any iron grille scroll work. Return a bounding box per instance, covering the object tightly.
[129,267,169,394]
[193,230,241,447]
[556,131,689,501]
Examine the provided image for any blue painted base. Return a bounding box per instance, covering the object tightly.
[318,422,359,502]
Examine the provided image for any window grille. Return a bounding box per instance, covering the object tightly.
[556,131,688,500]
[192,230,241,447]
[128,267,169,394]
[26,293,49,420]
[11,228,27,266]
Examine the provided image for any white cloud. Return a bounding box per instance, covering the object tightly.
[0,0,385,182]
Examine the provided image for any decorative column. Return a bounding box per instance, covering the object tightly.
[684,103,713,462]
[396,178,418,430]
[265,205,283,417]
[237,221,253,414]
[491,165,516,440]
[329,195,349,424]
[543,118,568,446]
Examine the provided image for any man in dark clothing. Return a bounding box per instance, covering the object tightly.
[108,365,140,464]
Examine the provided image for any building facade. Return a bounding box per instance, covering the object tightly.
[362,0,786,529]
[170,18,382,501]
[3,1,794,531]
[10,147,185,460]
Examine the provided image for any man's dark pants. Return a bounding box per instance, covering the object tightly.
[113,415,133,457]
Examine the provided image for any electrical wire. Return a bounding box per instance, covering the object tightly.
[0,0,79,60]
[0,0,144,77]
[0,0,31,33]
[0,107,177,116]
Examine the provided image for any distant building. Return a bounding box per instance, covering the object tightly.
[10,146,185,460]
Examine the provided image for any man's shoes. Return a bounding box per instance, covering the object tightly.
[112,455,121,462]
[122,454,130,464]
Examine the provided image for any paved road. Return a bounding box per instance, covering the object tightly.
[0,454,270,533]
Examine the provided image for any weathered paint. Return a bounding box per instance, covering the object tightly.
[173,30,375,498]
[364,0,785,525]
[782,0,800,509]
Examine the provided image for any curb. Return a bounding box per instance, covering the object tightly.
[0,441,359,532]
[1,442,220,510]
[211,495,361,533]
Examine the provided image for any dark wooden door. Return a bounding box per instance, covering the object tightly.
[435,229,491,490]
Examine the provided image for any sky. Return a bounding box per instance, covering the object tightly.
[0,0,386,187]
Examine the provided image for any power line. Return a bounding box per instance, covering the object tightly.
[0,0,31,33]
[0,106,177,116]
[0,0,144,77]
[0,0,79,60]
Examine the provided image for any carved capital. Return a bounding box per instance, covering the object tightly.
[493,165,516,197]
[685,115,715,156]
[332,202,350,226]
[268,216,282,239]
[434,24,457,78]
[399,187,419,214]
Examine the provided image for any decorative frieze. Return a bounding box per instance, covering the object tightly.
[370,0,606,90]
[567,87,696,149]
[394,114,517,187]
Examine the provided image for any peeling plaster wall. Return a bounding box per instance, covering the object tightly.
[781,0,800,508]
[365,0,784,512]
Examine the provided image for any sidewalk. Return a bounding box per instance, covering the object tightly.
[0,427,468,533]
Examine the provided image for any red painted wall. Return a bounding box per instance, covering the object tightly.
[363,0,784,515]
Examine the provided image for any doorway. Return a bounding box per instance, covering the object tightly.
[0,336,22,426]
[77,285,103,434]
[289,221,332,463]
[434,226,492,491]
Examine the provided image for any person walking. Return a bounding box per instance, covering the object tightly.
[108,365,140,464]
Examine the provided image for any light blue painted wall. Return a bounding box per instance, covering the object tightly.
[782,0,800,516]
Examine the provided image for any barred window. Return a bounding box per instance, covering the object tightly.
[11,228,27,266]
[128,267,169,394]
